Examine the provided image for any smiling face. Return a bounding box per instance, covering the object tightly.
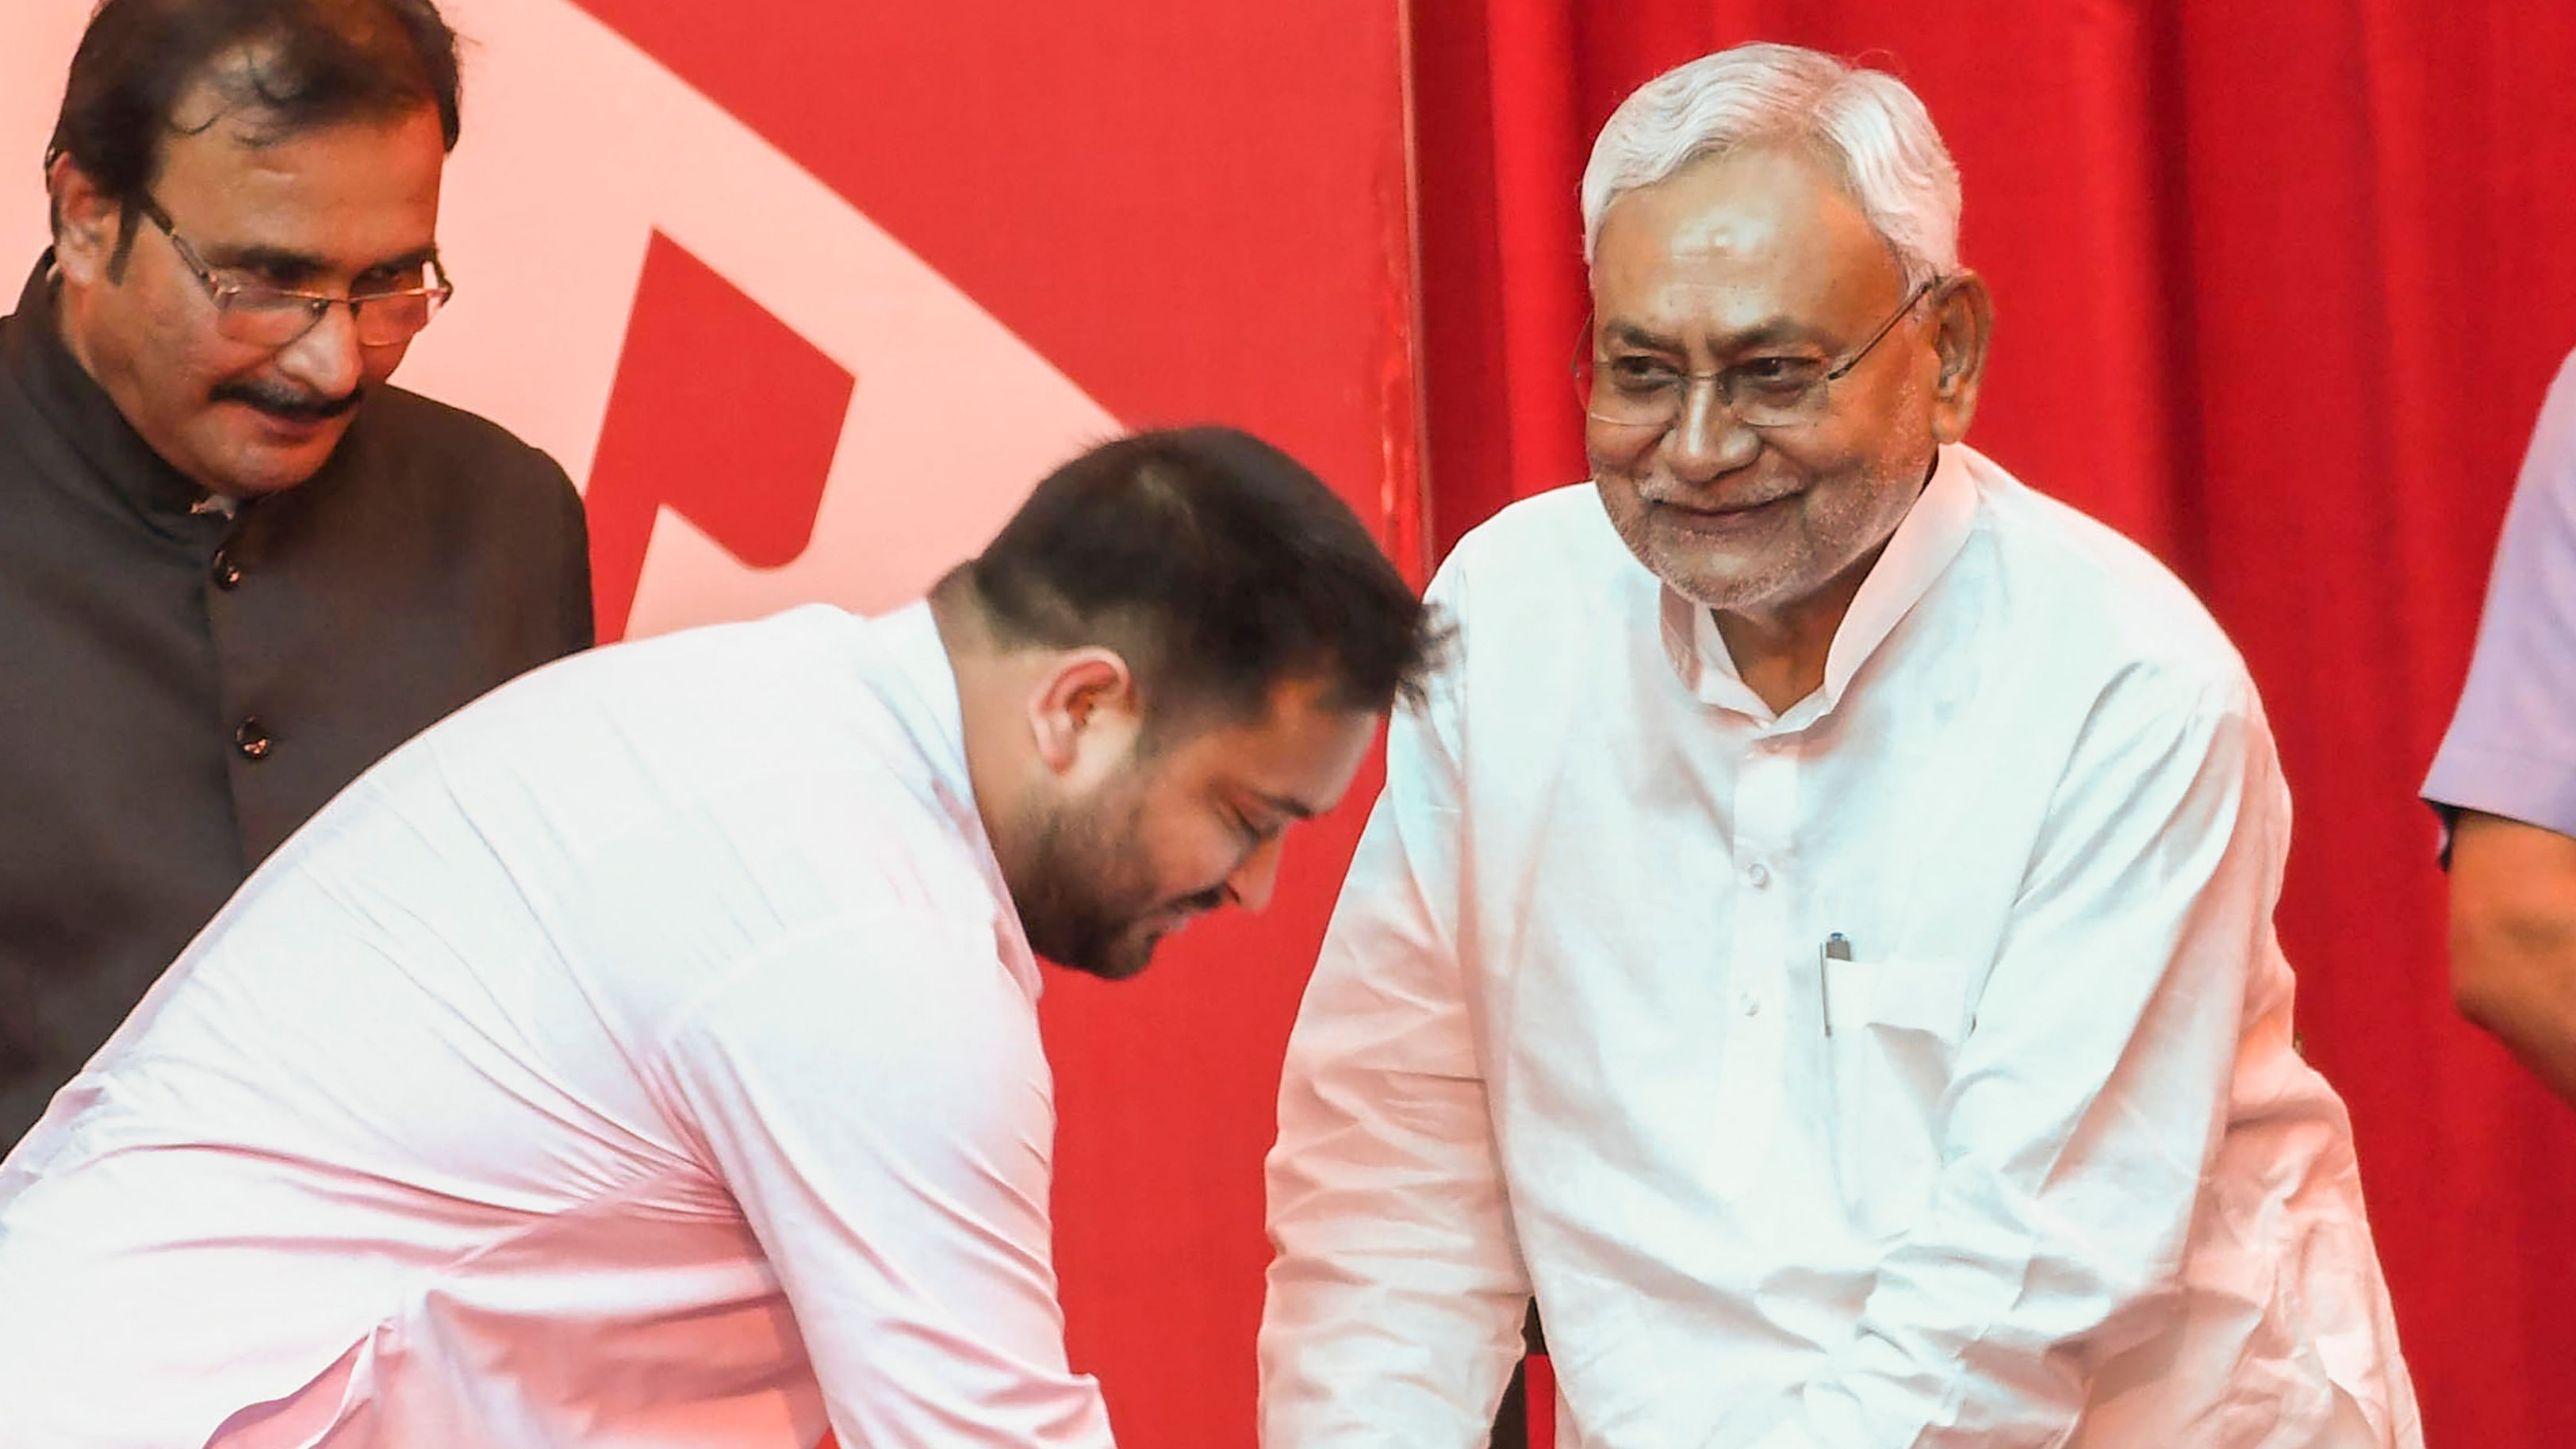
[1585,144,1977,631]
[48,82,446,499]
[1011,675,1378,982]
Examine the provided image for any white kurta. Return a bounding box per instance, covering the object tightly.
[0,603,1116,1449]
[1261,448,2421,1449]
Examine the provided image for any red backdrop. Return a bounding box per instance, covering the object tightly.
[1413,3,2576,1447]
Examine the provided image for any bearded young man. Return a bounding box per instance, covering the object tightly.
[0,427,1440,1449]
[1260,43,2420,1449]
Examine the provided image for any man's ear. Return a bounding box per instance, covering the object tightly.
[1029,648,1141,781]
[1926,270,1995,446]
[48,153,125,288]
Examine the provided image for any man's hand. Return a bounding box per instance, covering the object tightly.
[2448,809,2576,1106]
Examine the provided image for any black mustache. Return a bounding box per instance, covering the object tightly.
[211,380,364,422]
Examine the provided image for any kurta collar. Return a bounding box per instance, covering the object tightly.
[2,252,224,533]
[868,599,1045,993]
[1659,444,1978,724]
[873,600,975,804]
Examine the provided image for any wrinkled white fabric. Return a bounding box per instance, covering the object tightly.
[0,602,1117,1449]
[1262,448,2421,1449]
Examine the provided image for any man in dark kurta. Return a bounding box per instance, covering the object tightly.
[0,0,593,1142]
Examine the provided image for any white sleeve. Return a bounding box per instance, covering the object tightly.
[1756,673,2285,1449]
[2423,347,2576,837]
[1260,568,1531,1449]
[658,914,1116,1448]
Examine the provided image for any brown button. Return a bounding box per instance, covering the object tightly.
[211,550,242,590]
[234,718,272,760]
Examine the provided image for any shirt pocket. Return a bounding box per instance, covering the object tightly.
[1823,953,1977,1240]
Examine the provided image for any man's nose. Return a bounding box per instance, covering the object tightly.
[1224,836,1286,914]
[270,302,366,400]
[1665,375,1761,481]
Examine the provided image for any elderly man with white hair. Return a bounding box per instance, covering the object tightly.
[1259,41,2421,1449]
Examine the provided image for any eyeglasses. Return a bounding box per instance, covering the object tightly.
[1574,278,1937,433]
[137,194,454,349]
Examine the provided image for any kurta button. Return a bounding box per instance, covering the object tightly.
[211,550,242,589]
[1740,991,1761,1017]
[235,718,272,760]
[1746,861,1771,888]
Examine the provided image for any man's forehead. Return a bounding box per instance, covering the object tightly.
[1175,684,1373,793]
[1593,145,1891,300]
[146,86,445,260]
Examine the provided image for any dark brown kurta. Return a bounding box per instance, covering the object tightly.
[0,256,594,1141]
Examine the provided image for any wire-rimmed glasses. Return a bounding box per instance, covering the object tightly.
[1574,278,1937,433]
[137,194,454,350]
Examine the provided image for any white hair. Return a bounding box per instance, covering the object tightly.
[1579,43,1961,287]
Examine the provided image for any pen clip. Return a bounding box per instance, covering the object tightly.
[1819,932,1851,1038]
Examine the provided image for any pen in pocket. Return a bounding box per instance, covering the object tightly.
[1819,932,1851,1037]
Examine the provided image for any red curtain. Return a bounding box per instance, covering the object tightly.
[1411,3,2576,1447]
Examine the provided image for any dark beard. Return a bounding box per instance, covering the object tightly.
[1013,786,1158,981]
[1010,784,1222,982]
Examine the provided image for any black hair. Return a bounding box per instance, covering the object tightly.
[967,427,1444,730]
[47,0,462,241]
